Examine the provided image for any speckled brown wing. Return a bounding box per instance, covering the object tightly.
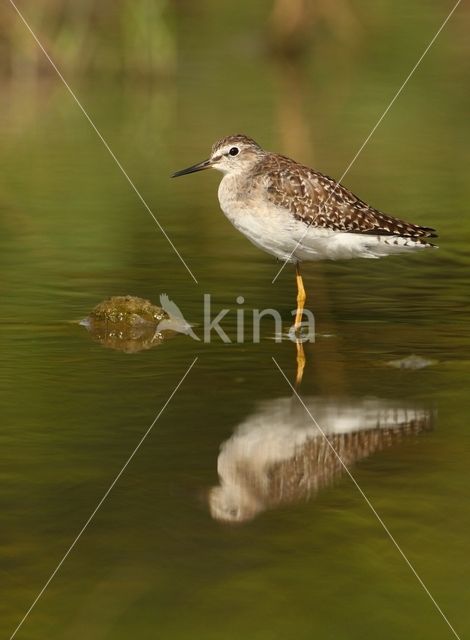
[261,155,437,240]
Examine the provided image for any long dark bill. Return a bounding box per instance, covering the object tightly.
[171,159,212,178]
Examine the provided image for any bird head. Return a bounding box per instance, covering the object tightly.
[171,134,265,178]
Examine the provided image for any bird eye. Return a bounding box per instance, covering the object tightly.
[229,147,239,157]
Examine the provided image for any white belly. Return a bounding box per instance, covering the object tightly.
[218,177,429,262]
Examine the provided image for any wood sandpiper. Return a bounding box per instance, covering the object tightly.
[172,134,438,330]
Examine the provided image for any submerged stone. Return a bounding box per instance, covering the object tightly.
[80,295,174,353]
[88,295,169,325]
[385,355,437,370]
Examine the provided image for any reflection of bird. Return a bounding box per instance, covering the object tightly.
[172,135,437,330]
[209,396,433,523]
[157,293,199,341]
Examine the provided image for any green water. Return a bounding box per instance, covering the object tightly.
[1,3,470,639]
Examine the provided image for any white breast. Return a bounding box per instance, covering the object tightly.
[218,173,310,262]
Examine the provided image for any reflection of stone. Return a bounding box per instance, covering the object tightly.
[209,397,433,523]
[80,295,174,353]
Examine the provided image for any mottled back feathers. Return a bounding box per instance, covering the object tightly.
[253,153,437,243]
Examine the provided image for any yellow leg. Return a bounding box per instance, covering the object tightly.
[294,262,306,331]
[294,262,307,387]
[295,340,305,387]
